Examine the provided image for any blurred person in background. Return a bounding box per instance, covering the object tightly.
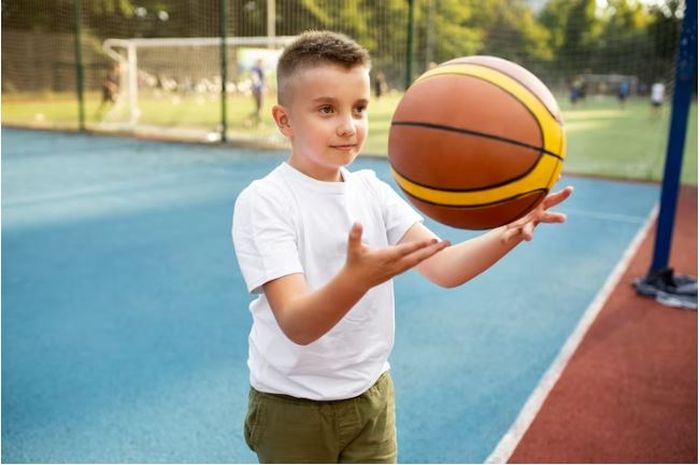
[96,62,121,118]
[650,81,665,117]
[247,58,266,127]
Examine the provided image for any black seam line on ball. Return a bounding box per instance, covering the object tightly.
[400,186,548,209]
[391,121,564,161]
[416,71,546,149]
[393,162,529,192]
[413,72,547,153]
[392,152,562,193]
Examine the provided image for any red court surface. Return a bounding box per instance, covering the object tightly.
[510,185,697,463]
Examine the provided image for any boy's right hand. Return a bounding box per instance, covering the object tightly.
[343,222,450,290]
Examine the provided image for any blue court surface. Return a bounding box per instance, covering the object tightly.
[2,128,659,463]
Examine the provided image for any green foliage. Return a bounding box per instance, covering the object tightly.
[535,0,685,84]
[2,0,685,86]
[646,0,684,81]
[560,0,600,76]
[89,0,137,16]
[469,0,552,61]
[419,0,481,64]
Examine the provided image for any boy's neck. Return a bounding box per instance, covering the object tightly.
[287,154,344,182]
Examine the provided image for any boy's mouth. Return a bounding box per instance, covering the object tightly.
[330,144,357,151]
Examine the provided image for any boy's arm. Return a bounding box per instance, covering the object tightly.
[408,186,573,288]
[263,222,450,345]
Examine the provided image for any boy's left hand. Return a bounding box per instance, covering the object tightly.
[502,186,574,243]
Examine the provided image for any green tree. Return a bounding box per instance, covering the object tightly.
[469,0,553,67]
[272,0,410,88]
[593,0,653,76]
[646,0,684,84]
[416,0,481,68]
[538,0,603,82]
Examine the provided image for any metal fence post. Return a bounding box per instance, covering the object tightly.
[220,0,229,142]
[405,0,415,90]
[73,0,85,131]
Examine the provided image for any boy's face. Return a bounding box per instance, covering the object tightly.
[277,64,370,181]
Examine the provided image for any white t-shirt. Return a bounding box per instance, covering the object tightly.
[232,162,422,400]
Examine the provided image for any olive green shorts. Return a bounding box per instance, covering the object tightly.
[244,371,397,463]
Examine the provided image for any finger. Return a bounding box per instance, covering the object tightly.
[501,225,520,243]
[502,222,533,243]
[347,222,363,250]
[538,211,567,223]
[501,230,513,244]
[400,239,451,269]
[393,237,439,257]
[543,186,574,209]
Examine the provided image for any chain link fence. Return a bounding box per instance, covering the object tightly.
[2,0,685,147]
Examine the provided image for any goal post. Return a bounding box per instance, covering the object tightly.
[98,35,295,140]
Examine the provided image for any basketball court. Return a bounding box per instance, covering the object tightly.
[3,127,694,462]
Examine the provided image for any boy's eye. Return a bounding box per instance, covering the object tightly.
[319,105,334,114]
[354,106,367,114]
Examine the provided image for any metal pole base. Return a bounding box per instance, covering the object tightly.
[633,267,698,310]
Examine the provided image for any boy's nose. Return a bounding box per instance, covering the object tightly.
[336,117,356,137]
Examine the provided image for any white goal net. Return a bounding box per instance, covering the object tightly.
[99,35,295,143]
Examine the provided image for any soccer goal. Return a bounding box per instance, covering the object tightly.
[100,35,295,141]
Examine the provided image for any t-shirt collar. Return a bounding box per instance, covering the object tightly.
[280,162,349,194]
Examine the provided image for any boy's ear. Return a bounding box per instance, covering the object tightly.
[272,105,293,137]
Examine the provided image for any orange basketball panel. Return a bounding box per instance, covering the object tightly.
[392,74,543,150]
[404,190,547,230]
[388,125,542,190]
[442,56,562,124]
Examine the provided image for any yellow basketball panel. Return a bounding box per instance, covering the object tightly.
[392,155,563,206]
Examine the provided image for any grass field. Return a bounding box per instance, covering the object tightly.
[2,90,697,185]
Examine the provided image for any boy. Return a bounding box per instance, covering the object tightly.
[232,31,572,463]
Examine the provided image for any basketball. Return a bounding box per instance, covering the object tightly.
[388,56,566,230]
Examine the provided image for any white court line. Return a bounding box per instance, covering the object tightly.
[563,208,650,224]
[484,204,659,464]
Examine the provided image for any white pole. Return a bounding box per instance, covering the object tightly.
[127,43,139,125]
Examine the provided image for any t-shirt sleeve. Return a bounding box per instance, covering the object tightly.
[364,171,423,245]
[232,183,303,294]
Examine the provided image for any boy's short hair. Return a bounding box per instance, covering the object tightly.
[277,30,371,105]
